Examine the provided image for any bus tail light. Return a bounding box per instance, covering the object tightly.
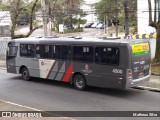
[127,69,133,80]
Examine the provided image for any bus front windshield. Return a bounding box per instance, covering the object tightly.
[7,46,18,57]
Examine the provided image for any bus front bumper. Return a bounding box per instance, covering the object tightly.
[126,75,150,88]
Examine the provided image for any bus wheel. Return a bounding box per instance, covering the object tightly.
[22,67,30,81]
[73,74,86,90]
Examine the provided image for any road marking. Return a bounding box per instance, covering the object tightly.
[0,99,75,120]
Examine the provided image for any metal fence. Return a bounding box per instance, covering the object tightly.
[0,37,11,60]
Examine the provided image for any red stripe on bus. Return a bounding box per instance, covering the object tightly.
[62,63,73,82]
[46,61,56,79]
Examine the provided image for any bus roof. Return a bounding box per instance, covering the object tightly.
[10,37,150,46]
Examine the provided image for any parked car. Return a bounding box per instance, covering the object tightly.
[96,23,104,29]
[84,23,94,28]
[91,23,99,28]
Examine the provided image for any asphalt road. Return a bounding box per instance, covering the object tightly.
[0,69,160,120]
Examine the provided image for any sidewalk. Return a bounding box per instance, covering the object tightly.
[0,60,160,90]
[0,60,5,68]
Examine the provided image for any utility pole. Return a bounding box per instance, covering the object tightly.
[48,2,52,36]
[41,0,48,37]
[104,15,106,34]
[124,0,129,38]
[115,0,118,37]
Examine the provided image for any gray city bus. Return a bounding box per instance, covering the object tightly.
[6,37,151,90]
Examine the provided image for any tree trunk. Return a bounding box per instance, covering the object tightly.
[70,15,73,28]
[10,0,40,39]
[155,22,160,62]
[10,0,21,39]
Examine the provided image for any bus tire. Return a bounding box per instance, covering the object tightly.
[21,67,30,81]
[73,74,86,90]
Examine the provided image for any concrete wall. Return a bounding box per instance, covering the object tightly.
[0,37,10,60]
[137,0,156,34]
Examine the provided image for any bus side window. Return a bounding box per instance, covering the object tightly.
[95,47,107,64]
[36,45,41,58]
[20,44,35,58]
[52,45,62,59]
[28,45,35,57]
[36,45,44,58]
[107,48,119,65]
[62,46,71,60]
[44,45,52,59]
[73,46,83,62]
[83,47,93,62]
[95,47,119,65]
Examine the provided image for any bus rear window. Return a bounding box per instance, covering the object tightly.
[8,46,18,56]
[132,43,150,56]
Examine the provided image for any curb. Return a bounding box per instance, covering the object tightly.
[133,86,160,92]
[151,73,160,76]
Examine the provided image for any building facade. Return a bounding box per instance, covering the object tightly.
[81,0,100,23]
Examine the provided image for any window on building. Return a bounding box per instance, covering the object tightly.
[20,44,35,57]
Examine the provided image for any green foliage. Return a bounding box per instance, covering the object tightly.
[130,25,137,35]
[64,28,83,33]
[79,19,87,24]
[47,0,85,30]
[95,0,137,26]
[17,8,30,24]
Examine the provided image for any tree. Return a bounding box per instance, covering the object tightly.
[46,0,84,31]
[95,0,137,26]
[47,0,66,31]
[64,0,83,27]
[2,0,42,39]
[148,0,160,62]
[95,0,117,23]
